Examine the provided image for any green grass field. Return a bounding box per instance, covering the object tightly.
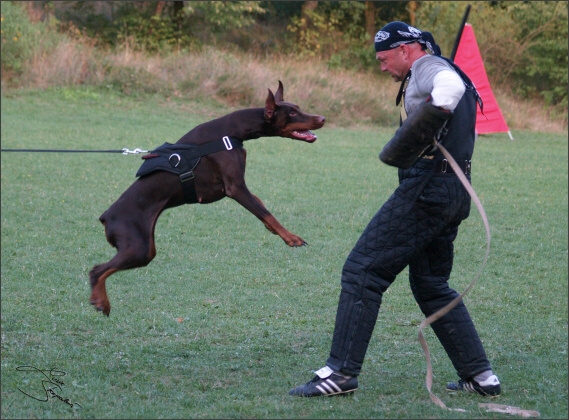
[1,88,567,419]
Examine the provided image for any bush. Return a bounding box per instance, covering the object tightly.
[508,2,568,107]
[416,1,568,107]
[103,65,162,96]
[0,2,62,76]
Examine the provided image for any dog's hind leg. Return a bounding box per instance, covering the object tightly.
[89,231,157,316]
[89,264,118,316]
[89,204,163,316]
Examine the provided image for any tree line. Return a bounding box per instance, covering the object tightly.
[3,1,567,107]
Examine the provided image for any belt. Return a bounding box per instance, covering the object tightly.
[433,158,472,175]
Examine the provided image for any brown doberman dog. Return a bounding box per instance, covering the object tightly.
[89,81,325,316]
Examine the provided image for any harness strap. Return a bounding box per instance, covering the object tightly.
[180,164,199,204]
[176,136,242,204]
[143,136,243,165]
[178,135,243,160]
[140,136,243,204]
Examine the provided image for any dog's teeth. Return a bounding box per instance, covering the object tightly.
[292,130,317,141]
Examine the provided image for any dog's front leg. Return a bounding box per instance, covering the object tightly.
[253,193,307,246]
[229,187,306,247]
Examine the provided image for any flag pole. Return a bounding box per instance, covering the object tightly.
[450,4,471,61]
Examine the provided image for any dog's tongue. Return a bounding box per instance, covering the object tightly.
[292,130,317,142]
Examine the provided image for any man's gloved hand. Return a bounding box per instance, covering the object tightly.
[379,102,451,169]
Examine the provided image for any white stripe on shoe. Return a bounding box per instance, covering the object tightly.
[315,378,343,395]
[463,382,477,393]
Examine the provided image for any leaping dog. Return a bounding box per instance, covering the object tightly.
[89,81,325,316]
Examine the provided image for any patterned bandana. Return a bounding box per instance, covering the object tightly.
[374,21,441,56]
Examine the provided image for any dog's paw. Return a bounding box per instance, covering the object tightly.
[90,295,111,316]
[285,234,307,247]
[90,302,111,316]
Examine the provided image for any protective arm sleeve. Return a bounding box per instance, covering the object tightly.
[430,70,465,111]
[379,102,451,169]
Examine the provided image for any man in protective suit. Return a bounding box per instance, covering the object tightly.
[289,21,501,398]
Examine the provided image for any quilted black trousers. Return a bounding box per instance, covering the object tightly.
[326,161,492,379]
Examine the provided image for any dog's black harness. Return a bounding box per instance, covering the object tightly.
[136,136,243,204]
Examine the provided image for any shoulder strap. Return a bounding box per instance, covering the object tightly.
[441,56,484,114]
[185,136,243,158]
[148,136,243,161]
[396,70,412,107]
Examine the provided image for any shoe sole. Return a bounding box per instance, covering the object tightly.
[323,389,356,397]
[291,388,357,398]
[446,388,501,397]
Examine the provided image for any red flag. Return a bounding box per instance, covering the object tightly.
[454,24,513,138]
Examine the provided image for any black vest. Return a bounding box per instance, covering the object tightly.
[432,86,478,163]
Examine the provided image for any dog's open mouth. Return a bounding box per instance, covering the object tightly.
[291,130,317,143]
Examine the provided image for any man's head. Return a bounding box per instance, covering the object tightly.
[375,43,424,82]
[374,21,441,82]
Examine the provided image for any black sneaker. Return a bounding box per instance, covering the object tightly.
[289,366,358,397]
[446,375,501,397]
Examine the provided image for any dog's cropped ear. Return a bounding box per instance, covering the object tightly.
[274,80,284,103]
[264,88,277,121]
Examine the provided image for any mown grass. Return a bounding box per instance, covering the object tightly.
[1,88,567,419]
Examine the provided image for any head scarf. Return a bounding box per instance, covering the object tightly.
[374,21,441,56]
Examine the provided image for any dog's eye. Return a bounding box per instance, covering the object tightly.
[289,111,298,117]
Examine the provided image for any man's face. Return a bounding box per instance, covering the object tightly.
[375,45,409,82]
